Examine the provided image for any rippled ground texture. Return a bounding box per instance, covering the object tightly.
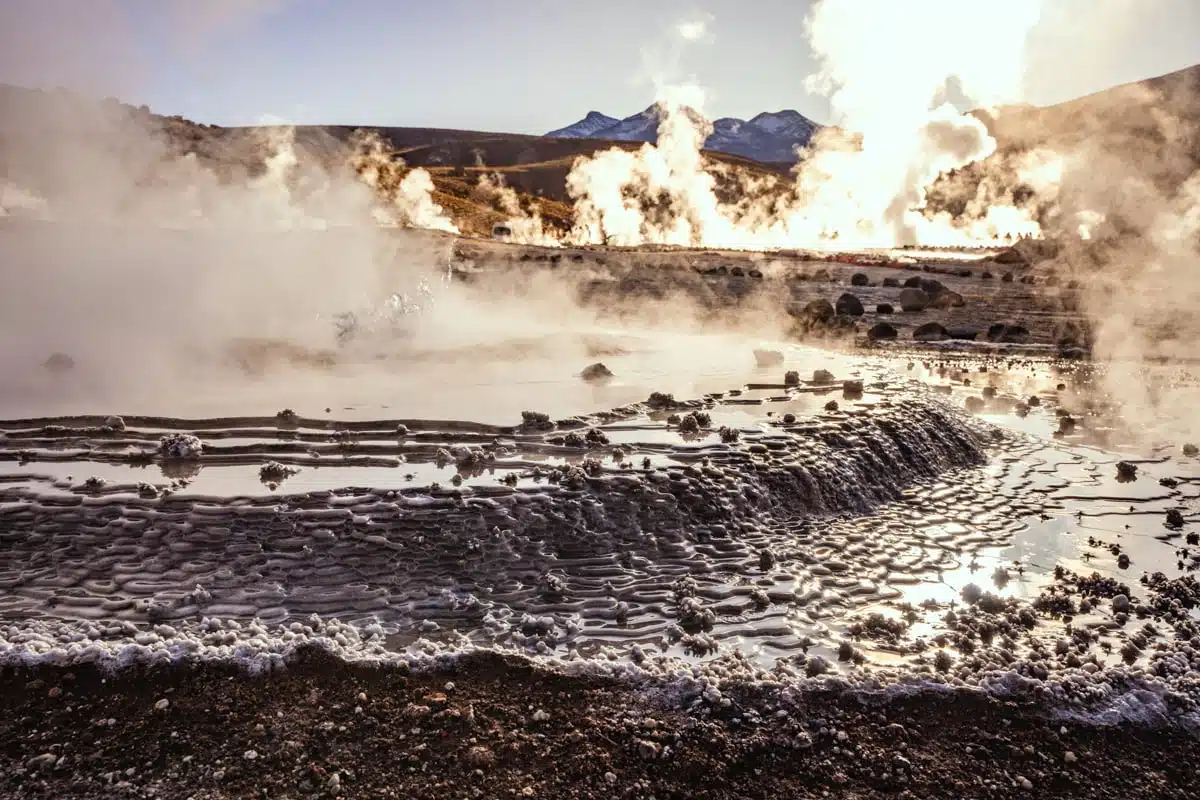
[3,348,1200,714]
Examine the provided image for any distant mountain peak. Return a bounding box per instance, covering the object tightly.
[544,105,823,164]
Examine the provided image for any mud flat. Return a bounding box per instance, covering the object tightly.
[3,234,1200,796]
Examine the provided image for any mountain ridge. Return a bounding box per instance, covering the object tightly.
[546,105,821,164]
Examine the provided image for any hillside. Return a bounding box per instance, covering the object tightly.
[0,84,788,237]
[927,63,1200,234]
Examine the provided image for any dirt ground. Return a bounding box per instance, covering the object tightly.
[2,648,1195,800]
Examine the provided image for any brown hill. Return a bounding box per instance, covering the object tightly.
[0,85,789,238]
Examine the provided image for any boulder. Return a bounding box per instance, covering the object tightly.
[836,293,865,316]
[812,369,836,384]
[903,276,923,288]
[850,272,869,287]
[1001,272,1015,283]
[946,327,979,341]
[876,303,895,314]
[913,322,950,342]
[931,290,966,309]
[868,322,898,341]
[899,288,930,312]
[882,277,901,288]
[581,362,614,381]
[986,323,1030,343]
[801,298,836,323]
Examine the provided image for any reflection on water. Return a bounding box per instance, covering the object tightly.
[1,344,1199,677]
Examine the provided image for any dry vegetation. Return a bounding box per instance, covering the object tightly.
[0,84,787,238]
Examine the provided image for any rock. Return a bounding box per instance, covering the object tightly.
[753,349,784,368]
[43,352,75,372]
[1001,271,1015,282]
[931,290,966,309]
[730,266,745,277]
[843,380,864,398]
[899,288,930,312]
[882,277,901,288]
[987,322,1030,343]
[104,415,126,431]
[812,369,835,383]
[918,278,948,296]
[581,363,614,382]
[836,293,865,316]
[1064,751,1077,764]
[850,272,869,287]
[637,739,661,760]
[1166,509,1185,528]
[913,322,950,342]
[965,396,985,413]
[784,370,800,386]
[981,271,994,280]
[1112,594,1130,613]
[1116,461,1138,482]
[825,400,839,411]
[868,322,898,341]
[155,698,170,711]
[26,753,57,772]
[903,276,922,288]
[875,303,894,314]
[1184,444,1199,457]
[801,298,836,323]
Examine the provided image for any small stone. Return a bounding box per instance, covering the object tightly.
[1064,751,1077,763]
[1112,594,1130,613]
[605,771,618,785]
[154,698,170,711]
[1018,776,1033,790]
[532,709,550,723]
[243,749,258,760]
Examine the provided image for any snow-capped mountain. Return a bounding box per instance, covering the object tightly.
[544,111,620,139]
[545,106,822,164]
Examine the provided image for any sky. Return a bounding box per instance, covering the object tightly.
[1,0,1198,134]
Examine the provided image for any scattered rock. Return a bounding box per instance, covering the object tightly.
[581,363,614,382]
[1116,462,1138,482]
[43,352,75,372]
[836,293,865,317]
[850,272,869,287]
[875,303,894,314]
[812,369,835,384]
[868,322,898,341]
[882,277,901,288]
[899,288,930,312]
[913,322,950,342]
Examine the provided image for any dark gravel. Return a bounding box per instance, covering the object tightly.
[1,647,1196,799]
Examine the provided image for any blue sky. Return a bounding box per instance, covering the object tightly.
[1,0,1199,134]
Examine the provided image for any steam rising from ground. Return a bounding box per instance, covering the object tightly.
[562,0,1048,250]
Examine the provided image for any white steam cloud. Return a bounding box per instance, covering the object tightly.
[562,0,1049,250]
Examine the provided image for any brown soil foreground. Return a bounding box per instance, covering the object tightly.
[1,649,1196,799]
